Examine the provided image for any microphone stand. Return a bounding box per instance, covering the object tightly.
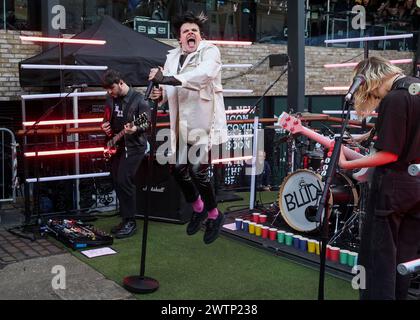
[123,85,159,294]
[246,64,289,116]
[315,97,353,300]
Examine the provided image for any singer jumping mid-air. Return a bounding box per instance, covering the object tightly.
[148,12,228,244]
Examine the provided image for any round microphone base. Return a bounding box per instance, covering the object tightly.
[123,275,159,294]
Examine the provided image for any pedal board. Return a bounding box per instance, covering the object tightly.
[41,219,113,250]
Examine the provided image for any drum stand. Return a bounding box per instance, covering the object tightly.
[269,203,282,227]
[328,209,360,247]
[330,182,369,247]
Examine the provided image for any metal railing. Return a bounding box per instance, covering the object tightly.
[0,128,18,203]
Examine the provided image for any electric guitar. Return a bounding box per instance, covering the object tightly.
[278,112,373,182]
[103,112,149,160]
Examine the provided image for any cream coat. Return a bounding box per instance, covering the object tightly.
[159,40,228,155]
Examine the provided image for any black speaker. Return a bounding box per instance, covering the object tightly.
[136,158,192,224]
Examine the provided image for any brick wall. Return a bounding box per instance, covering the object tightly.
[161,39,414,96]
[0,30,42,101]
[0,32,415,101]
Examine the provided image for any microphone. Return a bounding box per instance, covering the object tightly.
[144,81,154,101]
[345,75,366,102]
[67,84,88,89]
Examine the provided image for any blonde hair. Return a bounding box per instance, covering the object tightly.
[352,56,403,118]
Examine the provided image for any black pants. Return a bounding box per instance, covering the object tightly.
[359,167,420,300]
[171,145,217,211]
[111,150,145,220]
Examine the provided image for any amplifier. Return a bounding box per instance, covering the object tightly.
[136,158,192,224]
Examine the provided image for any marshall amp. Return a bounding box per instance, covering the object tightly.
[136,157,192,224]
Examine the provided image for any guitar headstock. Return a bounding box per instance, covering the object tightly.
[133,112,150,131]
[278,112,304,134]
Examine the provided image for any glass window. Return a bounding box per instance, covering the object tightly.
[1,0,418,52]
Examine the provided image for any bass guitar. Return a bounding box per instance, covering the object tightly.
[278,112,373,182]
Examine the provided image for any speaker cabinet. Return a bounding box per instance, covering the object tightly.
[136,158,192,224]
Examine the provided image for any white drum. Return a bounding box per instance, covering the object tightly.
[278,170,358,232]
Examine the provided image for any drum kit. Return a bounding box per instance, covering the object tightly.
[267,112,372,248]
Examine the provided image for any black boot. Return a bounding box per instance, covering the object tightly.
[203,211,225,244]
[186,208,208,235]
[115,219,137,239]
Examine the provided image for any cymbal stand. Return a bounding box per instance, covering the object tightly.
[287,134,296,174]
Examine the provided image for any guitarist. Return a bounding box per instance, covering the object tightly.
[339,56,420,300]
[101,70,150,239]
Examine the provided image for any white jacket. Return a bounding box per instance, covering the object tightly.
[160,40,228,154]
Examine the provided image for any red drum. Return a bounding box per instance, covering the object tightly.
[278,170,359,232]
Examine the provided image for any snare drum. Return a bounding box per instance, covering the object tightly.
[278,169,359,232]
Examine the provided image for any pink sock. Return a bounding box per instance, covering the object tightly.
[192,196,204,213]
[208,208,219,220]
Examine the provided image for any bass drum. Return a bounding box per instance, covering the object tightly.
[278,169,359,232]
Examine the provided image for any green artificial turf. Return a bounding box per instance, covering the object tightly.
[70,192,358,300]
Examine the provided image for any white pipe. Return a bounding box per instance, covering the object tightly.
[223,89,254,94]
[324,59,413,69]
[73,90,80,211]
[228,134,254,139]
[23,118,103,126]
[325,33,413,44]
[222,64,253,68]
[323,110,358,114]
[249,117,259,211]
[323,86,349,91]
[208,40,252,46]
[212,156,253,164]
[26,172,110,183]
[408,164,420,177]
[21,91,107,100]
[20,36,106,45]
[397,258,420,275]
[21,64,108,71]
[225,109,253,115]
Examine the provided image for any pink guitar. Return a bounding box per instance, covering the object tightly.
[278,112,372,182]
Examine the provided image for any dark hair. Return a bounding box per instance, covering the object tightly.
[102,69,124,89]
[173,11,208,39]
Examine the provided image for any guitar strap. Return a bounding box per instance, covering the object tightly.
[391,76,419,91]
